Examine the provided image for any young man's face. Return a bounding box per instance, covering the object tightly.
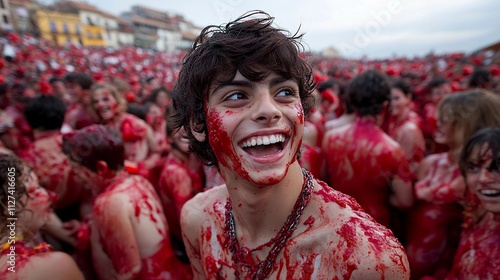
[202,71,304,185]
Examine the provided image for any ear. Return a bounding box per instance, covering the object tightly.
[190,122,206,142]
[96,160,110,177]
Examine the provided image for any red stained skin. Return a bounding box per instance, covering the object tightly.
[19,132,83,210]
[406,153,464,279]
[0,241,53,273]
[157,155,204,242]
[116,114,151,162]
[64,103,97,130]
[298,142,322,178]
[446,212,500,279]
[91,174,187,279]
[205,100,302,186]
[206,108,250,182]
[322,118,412,228]
[182,179,410,279]
[1,105,33,153]
[385,110,425,170]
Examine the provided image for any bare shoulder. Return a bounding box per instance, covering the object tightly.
[322,124,351,149]
[23,251,84,280]
[93,186,131,215]
[417,153,443,176]
[181,184,228,223]
[295,181,409,279]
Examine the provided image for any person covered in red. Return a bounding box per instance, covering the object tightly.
[421,77,452,155]
[386,78,425,173]
[446,126,500,279]
[0,83,35,154]
[0,154,84,279]
[62,125,187,280]
[406,89,500,279]
[322,70,414,230]
[157,115,204,267]
[174,11,410,279]
[62,72,97,133]
[89,83,161,176]
[19,95,83,215]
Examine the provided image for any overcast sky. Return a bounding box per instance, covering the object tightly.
[78,0,499,59]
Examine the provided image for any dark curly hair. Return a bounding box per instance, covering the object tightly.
[62,125,124,172]
[64,72,93,90]
[172,10,316,166]
[391,78,413,97]
[24,95,67,131]
[0,154,27,235]
[348,70,391,116]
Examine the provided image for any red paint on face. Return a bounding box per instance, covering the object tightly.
[206,108,250,181]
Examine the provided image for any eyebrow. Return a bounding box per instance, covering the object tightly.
[214,76,293,93]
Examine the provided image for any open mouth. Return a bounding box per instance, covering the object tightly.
[478,189,500,198]
[240,134,287,157]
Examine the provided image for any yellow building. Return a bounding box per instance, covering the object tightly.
[34,10,105,47]
[82,25,105,47]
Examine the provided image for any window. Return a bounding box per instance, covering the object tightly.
[87,16,94,26]
[97,33,102,40]
[87,31,93,39]
[2,15,8,24]
[63,23,69,34]
[75,25,81,35]
[0,0,5,9]
[50,21,57,33]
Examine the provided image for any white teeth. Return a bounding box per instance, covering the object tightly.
[240,134,286,148]
[479,189,500,196]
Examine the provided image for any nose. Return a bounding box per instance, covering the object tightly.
[478,168,494,183]
[251,93,282,124]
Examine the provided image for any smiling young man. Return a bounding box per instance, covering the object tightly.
[174,11,410,279]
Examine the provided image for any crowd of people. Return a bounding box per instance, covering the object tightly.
[1,10,500,280]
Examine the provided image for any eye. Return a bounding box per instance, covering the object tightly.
[467,162,479,173]
[224,91,246,101]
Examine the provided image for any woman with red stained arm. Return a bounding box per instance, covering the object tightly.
[0,154,84,280]
[406,89,500,279]
[62,125,186,280]
[174,11,409,279]
[446,126,500,279]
